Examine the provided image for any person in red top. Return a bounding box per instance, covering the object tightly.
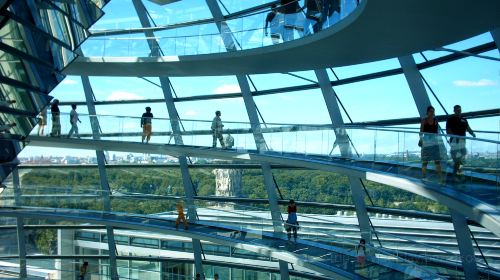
[175,201,189,230]
[286,199,298,241]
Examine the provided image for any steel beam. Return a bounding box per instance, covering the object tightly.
[398,55,432,117]
[315,69,372,243]
[81,76,119,280]
[450,210,479,280]
[205,1,289,278]
[491,28,500,52]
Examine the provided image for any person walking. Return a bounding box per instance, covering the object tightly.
[141,107,153,143]
[50,99,61,137]
[67,104,81,138]
[265,4,281,44]
[303,0,321,34]
[175,201,189,230]
[79,261,88,280]
[286,199,298,242]
[446,105,476,176]
[211,110,225,148]
[419,106,443,182]
[356,239,366,267]
[37,107,47,136]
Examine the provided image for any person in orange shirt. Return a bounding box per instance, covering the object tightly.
[176,201,189,230]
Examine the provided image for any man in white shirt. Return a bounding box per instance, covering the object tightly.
[67,104,81,138]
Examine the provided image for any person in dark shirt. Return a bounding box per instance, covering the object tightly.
[446,105,476,175]
[265,4,281,44]
[280,0,300,14]
[303,0,321,34]
[140,107,153,144]
[286,199,298,242]
[320,0,340,29]
[50,99,61,137]
[280,0,301,41]
[419,106,443,182]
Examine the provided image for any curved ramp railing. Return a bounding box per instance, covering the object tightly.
[0,206,444,280]
[28,113,499,209]
[82,0,361,57]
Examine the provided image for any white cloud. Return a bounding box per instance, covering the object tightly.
[123,122,137,130]
[61,78,78,85]
[213,84,241,94]
[106,91,145,101]
[453,79,498,87]
[185,110,197,116]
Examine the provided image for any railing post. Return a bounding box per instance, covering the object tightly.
[13,169,27,279]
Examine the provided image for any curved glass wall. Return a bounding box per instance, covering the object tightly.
[83,0,362,57]
[1,0,499,279]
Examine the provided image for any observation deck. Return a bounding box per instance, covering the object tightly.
[25,114,500,240]
[63,0,500,76]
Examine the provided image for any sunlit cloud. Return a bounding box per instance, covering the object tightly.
[185,110,197,116]
[106,91,145,101]
[213,84,241,94]
[453,79,497,87]
[123,122,137,130]
[61,78,78,85]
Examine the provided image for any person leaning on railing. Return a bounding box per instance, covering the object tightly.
[446,105,475,176]
[49,99,61,137]
[140,106,153,144]
[37,107,47,136]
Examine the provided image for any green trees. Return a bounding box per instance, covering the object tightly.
[20,167,447,214]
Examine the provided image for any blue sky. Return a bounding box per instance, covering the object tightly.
[19,0,500,158]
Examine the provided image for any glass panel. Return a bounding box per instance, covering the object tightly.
[84,0,362,56]
[0,113,36,136]
[420,50,500,114]
[0,86,50,113]
[333,74,419,122]
[0,50,31,85]
[0,229,18,256]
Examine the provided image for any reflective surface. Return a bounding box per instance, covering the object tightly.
[83,0,361,57]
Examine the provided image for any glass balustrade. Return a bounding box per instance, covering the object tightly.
[29,112,499,210]
[19,111,500,278]
[2,206,445,279]
[82,0,362,57]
